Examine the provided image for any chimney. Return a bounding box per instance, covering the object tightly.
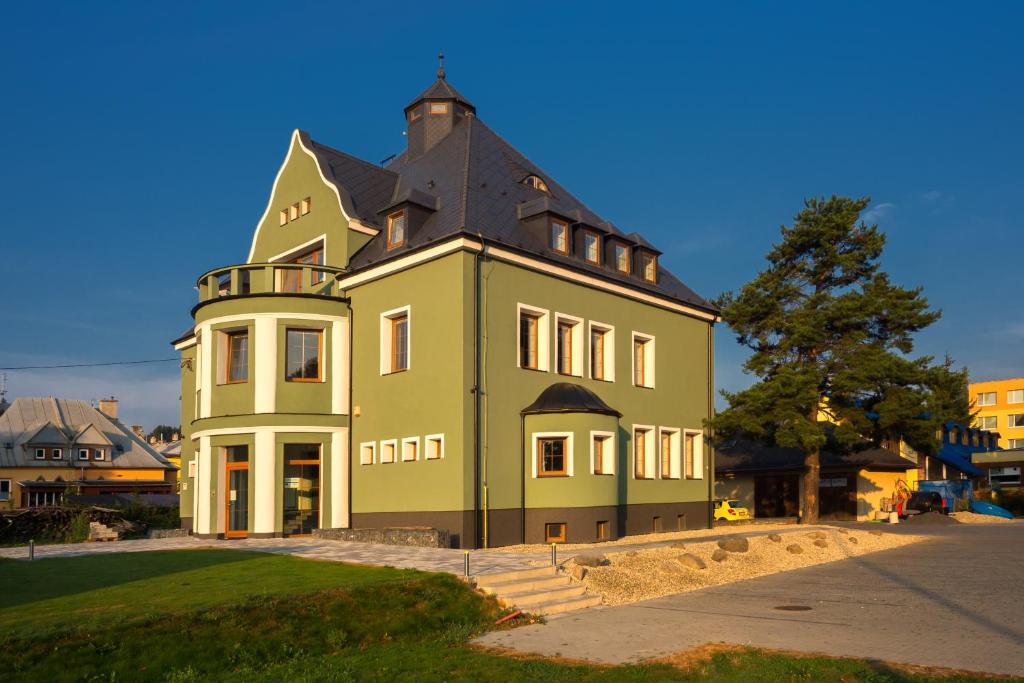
[132,425,145,439]
[172,432,180,442]
[98,397,119,419]
[148,434,158,444]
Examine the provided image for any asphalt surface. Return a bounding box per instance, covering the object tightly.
[475,522,1024,676]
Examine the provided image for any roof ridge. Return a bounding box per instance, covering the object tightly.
[459,116,474,231]
[310,139,398,176]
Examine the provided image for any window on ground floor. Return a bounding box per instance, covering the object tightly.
[652,516,662,532]
[380,439,397,464]
[545,522,566,543]
[0,479,10,501]
[425,434,444,460]
[596,520,609,540]
[677,514,686,531]
[359,442,376,465]
[401,436,419,462]
[537,436,569,477]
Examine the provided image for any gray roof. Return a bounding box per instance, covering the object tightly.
[301,77,716,314]
[0,397,177,470]
[716,441,916,474]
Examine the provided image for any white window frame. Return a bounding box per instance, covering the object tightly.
[379,305,411,375]
[34,448,45,460]
[94,448,106,461]
[632,425,656,480]
[631,332,656,389]
[516,303,550,371]
[1008,438,1024,449]
[976,415,997,431]
[1008,389,1024,404]
[976,392,996,407]
[359,441,376,465]
[684,429,705,480]
[553,312,584,377]
[52,448,63,460]
[658,427,681,479]
[424,433,445,460]
[401,436,420,462]
[1009,414,1024,429]
[379,439,397,464]
[78,448,89,461]
[589,430,615,475]
[531,431,574,478]
[587,321,615,382]
[0,479,10,502]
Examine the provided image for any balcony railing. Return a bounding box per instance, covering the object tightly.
[195,263,347,303]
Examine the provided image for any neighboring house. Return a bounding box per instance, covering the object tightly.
[156,437,182,488]
[0,397,177,509]
[172,67,719,547]
[970,378,1024,485]
[973,447,1024,489]
[924,422,991,482]
[715,442,918,521]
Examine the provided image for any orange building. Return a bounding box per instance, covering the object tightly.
[970,377,1024,449]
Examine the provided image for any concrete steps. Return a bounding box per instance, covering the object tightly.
[474,565,601,616]
[88,522,118,542]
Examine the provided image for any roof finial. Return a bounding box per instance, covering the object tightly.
[437,50,445,80]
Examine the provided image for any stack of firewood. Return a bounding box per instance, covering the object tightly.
[0,506,140,544]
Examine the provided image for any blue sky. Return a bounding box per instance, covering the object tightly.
[1,2,1021,429]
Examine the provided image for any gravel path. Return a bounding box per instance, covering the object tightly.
[950,511,1017,524]
[568,526,924,606]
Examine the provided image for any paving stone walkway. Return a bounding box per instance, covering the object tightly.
[0,536,540,576]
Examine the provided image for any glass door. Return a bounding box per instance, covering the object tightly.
[282,444,321,536]
[224,445,249,538]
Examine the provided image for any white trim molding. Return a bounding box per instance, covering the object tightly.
[587,320,616,382]
[553,312,584,377]
[531,431,575,478]
[190,425,348,440]
[424,433,445,460]
[632,424,656,480]
[517,303,551,372]
[379,438,398,464]
[658,427,682,479]
[339,237,483,289]
[379,305,412,375]
[268,234,327,264]
[401,436,420,462]
[589,430,616,475]
[359,441,377,465]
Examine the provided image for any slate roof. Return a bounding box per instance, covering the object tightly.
[0,397,177,470]
[715,441,916,474]
[522,382,621,417]
[300,76,715,315]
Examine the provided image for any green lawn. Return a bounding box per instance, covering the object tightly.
[0,550,1009,682]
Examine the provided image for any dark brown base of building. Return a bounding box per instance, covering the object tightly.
[350,510,475,548]
[180,517,193,533]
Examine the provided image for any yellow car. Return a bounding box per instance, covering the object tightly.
[714,499,751,522]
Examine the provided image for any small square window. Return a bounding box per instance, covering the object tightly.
[279,209,289,226]
[34,448,45,460]
[52,448,63,460]
[360,442,376,465]
[545,522,566,543]
[95,449,105,461]
[425,434,444,460]
[380,440,397,464]
[652,516,662,532]
[300,197,311,215]
[401,437,418,462]
[537,437,568,476]
[289,203,300,221]
[78,448,89,461]
[596,520,609,540]
[429,102,449,115]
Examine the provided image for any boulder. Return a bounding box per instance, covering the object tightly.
[573,554,609,567]
[848,536,859,545]
[711,548,729,562]
[675,553,707,570]
[717,537,750,553]
[569,565,588,581]
[813,539,828,548]
[767,533,782,543]
[786,544,804,555]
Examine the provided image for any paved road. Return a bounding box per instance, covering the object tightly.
[476,523,1024,676]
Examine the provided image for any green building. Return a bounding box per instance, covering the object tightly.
[173,67,719,547]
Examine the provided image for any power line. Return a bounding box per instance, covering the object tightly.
[0,358,179,371]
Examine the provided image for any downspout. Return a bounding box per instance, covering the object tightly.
[707,322,715,529]
[345,291,354,531]
[520,412,526,544]
[473,240,483,548]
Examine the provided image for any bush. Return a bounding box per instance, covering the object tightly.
[995,490,1024,516]
[64,513,91,543]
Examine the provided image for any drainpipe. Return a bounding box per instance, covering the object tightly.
[707,322,715,529]
[345,292,355,531]
[520,412,526,544]
[473,240,482,549]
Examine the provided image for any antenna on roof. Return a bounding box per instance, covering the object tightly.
[0,373,7,402]
[380,153,396,166]
[437,50,445,80]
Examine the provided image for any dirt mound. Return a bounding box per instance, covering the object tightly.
[903,512,959,526]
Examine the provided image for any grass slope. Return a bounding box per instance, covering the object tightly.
[0,550,1009,682]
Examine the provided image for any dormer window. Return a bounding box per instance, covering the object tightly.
[583,231,601,264]
[429,102,449,115]
[614,244,630,273]
[523,175,549,193]
[34,448,45,460]
[52,448,63,460]
[79,448,89,461]
[641,253,657,282]
[407,107,422,122]
[387,210,407,249]
[550,219,569,254]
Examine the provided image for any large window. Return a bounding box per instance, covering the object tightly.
[589,323,612,381]
[550,219,569,254]
[1009,439,1024,449]
[517,304,549,371]
[387,210,406,249]
[632,333,655,388]
[583,230,600,264]
[554,314,582,376]
[633,427,654,479]
[285,329,323,382]
[684,430,704,479]
[380,307,410,374]
[226,330,248,383]
[1010,414,1024,428]
[976,392,997,407]
[1009,389,1024,404]
[537,437,568,477]
[591,432,614,475]
[976,415,997,431]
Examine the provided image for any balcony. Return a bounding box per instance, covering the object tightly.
[195,263,348,304]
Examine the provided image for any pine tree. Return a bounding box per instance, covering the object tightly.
[712,196,966,523]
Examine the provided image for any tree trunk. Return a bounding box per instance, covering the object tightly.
[801,448,820,524]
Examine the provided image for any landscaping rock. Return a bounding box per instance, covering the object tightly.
[625,551,639,557]
[574,554,610,567]
[674,553,707,571]
[711,548,729,562]
[813,539,828,548]
[569,565,589,581]
[717,537,750,553]
[806,531,826,540]
[848,536,859,544]
[786,544,804,554]
[836,528,850,535]
[670,542,687,549]
[767,533,782,543]
[869,530,883,536]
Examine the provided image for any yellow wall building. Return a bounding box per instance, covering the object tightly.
[970,378,1024,449]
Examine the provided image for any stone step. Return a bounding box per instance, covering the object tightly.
[477,575,568,595]
[500,583,586,607]
[475,565,556,586]
[532,593,603,616]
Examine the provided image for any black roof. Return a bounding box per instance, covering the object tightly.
[715,441,916,474]
[522,383,621,417]
[405,76,475,112]
[300,76,716,315]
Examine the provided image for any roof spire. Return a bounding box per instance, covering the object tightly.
[437,50,445,80]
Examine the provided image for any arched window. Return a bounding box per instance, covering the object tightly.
[522,175,549,193]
